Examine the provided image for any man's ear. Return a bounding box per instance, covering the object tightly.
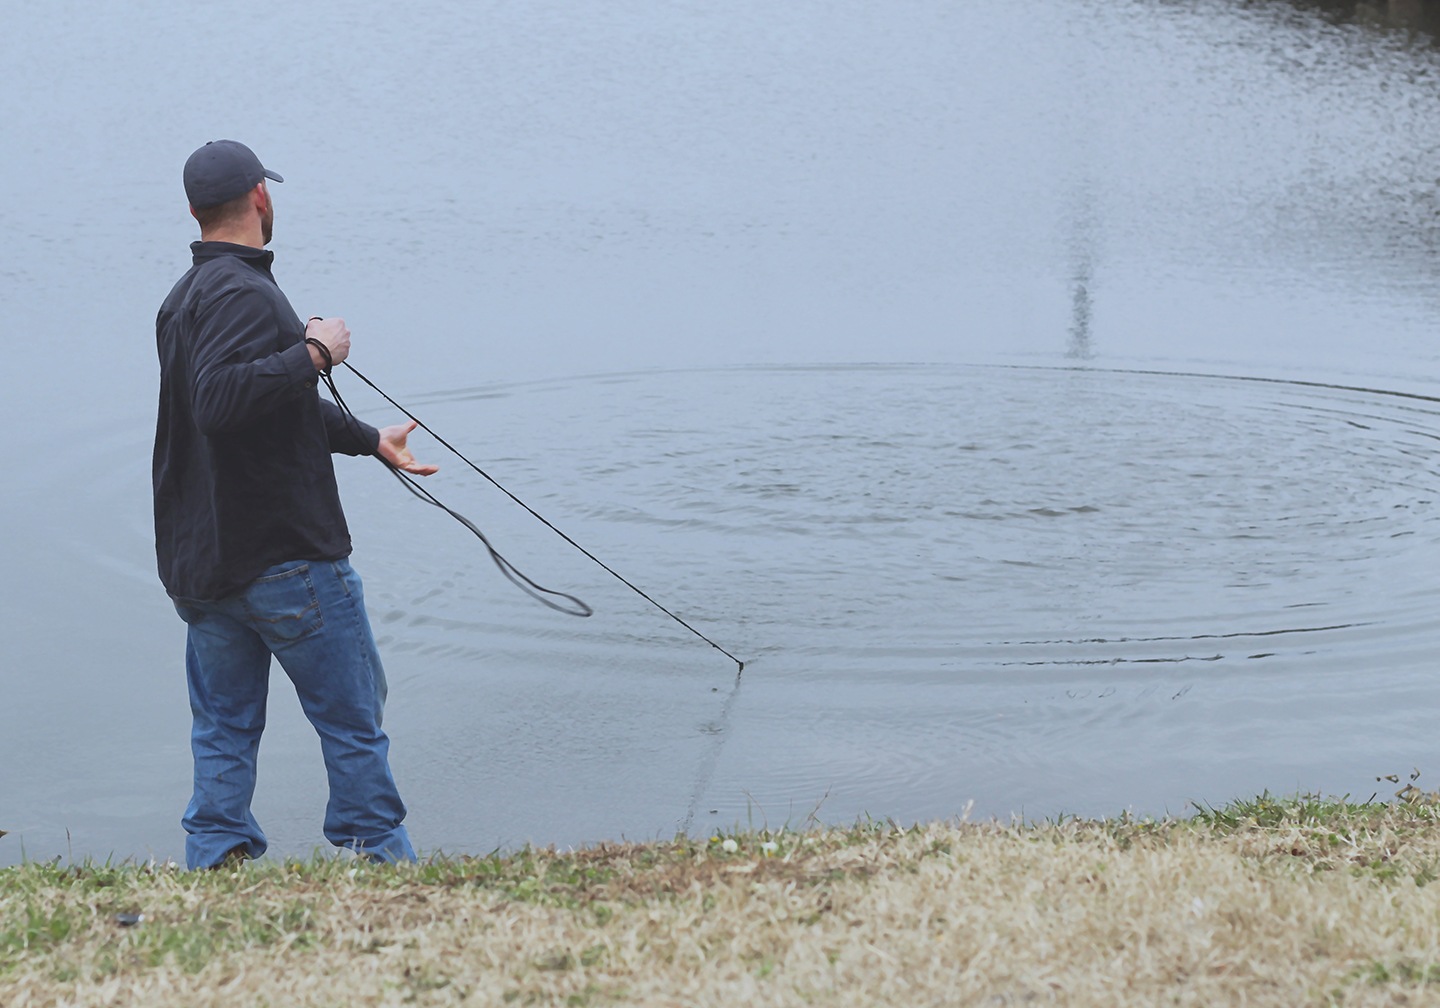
[188,204,199,221]
[252,182,269,213]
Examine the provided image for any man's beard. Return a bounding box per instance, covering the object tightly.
[260,202,274,245]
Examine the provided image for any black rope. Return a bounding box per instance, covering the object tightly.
[304,332,744,670]
[309,339,589,617]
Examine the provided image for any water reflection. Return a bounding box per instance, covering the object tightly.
[1067,270,1094,361]
[1066,190,1099,361]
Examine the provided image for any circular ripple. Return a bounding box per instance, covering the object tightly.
[381,364,1440,680]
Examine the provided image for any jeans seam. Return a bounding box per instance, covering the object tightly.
[334,561,352,597]
[347,584,384,724]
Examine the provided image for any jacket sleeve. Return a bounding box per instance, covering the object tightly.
[320,399,380,456]
[189,285,318,435]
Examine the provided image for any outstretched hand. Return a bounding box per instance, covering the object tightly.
[377,420,439,476]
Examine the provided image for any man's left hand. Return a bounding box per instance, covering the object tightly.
[377,421,439,475]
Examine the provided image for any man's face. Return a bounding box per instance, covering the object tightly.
[260,183,274,245]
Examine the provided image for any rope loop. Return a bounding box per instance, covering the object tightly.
[311,352,745,670]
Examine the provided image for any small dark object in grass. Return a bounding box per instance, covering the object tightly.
[113,913,144,927]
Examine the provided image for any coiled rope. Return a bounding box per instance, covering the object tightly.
[305,332,744,672]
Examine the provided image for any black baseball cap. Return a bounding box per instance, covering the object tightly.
[183,140,284,210]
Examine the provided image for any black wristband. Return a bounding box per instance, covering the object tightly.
[304,337,333,375]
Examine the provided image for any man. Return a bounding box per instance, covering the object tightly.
[154,140,437,870]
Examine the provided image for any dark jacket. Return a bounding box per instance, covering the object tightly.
[153,241,378,603]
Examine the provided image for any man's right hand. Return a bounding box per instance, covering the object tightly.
[305,316,351,371]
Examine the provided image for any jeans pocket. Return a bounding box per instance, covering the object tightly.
[241,564,324,645]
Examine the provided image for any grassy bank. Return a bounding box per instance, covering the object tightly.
[8,796,1440,1005]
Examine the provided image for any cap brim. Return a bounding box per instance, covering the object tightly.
[263,169,284,183]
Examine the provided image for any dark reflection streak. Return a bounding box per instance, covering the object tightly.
[1066,257,1094,361]
[1000,622,1365,646]
[678,668,744,837]
[1066,183,1099,361]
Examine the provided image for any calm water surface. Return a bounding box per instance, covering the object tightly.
[7,0,1440,862]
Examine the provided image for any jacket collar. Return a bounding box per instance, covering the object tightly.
[190,241,275,273]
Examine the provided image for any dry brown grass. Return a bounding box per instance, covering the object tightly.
[8,796,1440,1006]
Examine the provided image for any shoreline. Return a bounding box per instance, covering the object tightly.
[6,793,1440,1005]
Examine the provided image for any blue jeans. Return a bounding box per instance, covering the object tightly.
[174,558,414,870]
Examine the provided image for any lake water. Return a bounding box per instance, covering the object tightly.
[6,0,1440,864]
